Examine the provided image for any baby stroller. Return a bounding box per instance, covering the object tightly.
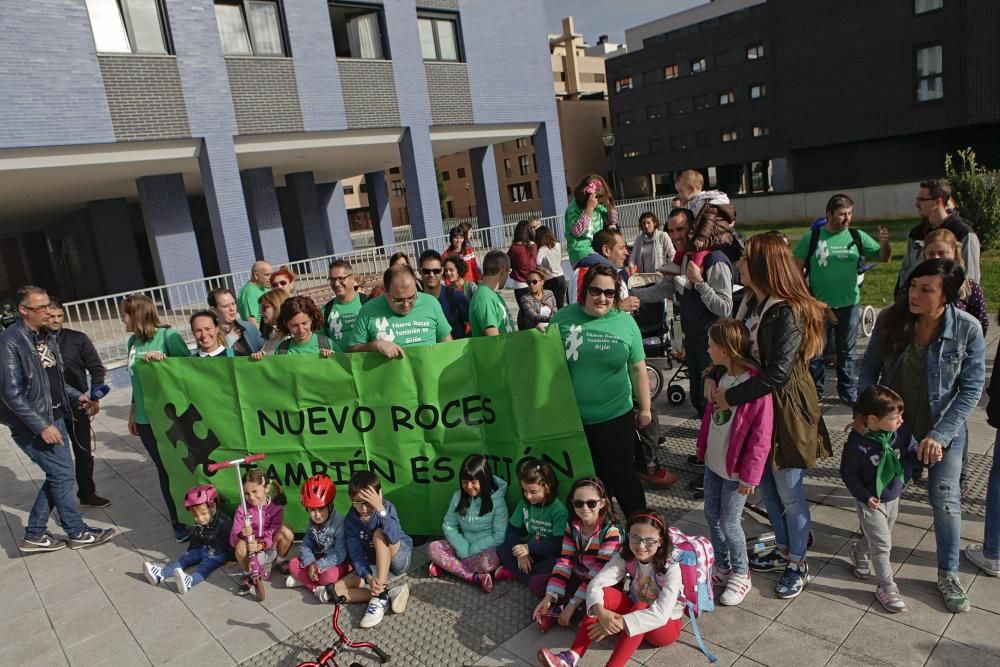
[628,274,689,406]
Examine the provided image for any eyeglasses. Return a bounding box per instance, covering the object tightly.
[527,280,540,286]
[351,501,373,510]
[421,268,442,276]
[21,303,52,312]
[628,534,661,549]
[389,294,417,306]
[587,286,617,299]
[572,499,600,510]
[329,274,353,284]
[272,280,290,287]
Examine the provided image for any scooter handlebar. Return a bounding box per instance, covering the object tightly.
[206,453,266,473]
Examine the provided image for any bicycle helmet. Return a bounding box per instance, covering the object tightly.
[301,474,336,509]
[184,484,219,508]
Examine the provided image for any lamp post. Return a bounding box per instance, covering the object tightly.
[601,132,617,198]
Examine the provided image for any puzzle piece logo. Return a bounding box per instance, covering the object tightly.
[815,239,830,267]
[565,324,583,361]
[164,403,222,474]
[375,317,395,342]
[329,311,343,339]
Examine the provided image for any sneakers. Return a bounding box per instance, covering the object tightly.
[68,527,115,550]
[174,572,193,595]
[876,585,907,613]
[849,542,872,579]
[537,648,579,667]
[639,466,678,487]
[428,562,442,578]
[720,571,752,606]
[688,478,704,493]
[937,571,970,613]
[143,562,165,586]
[711,566,732,588]
[19,532,66,553]
[360,595,389,628]
[79,494,112,508]
[965,544,1000,577]
[774,560,808,599]
[749,548,787,573]
[285,574,301,588]
[273,559,290,575]
[687,454,705,467]
[174,526,191,543]
[473,572,494,593]
[237,574,253,596]
[314,585,330,604]
[389,583,409,614]
[494,566,515,582]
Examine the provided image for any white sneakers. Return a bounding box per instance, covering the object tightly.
[359,583,410,628]
[719,572,752,606]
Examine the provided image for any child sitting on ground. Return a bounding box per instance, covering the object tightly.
[143,484,233,594]
[427,454,509,593]
[230,470,294,596]
[840,384,908,613]
[337,471,412,629]
[286,474,351,603]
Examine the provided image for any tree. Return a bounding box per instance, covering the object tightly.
[945,147,1000,250]
[436,167,448,218]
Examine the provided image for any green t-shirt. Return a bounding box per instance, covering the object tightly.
[286,335,321,355]
[468,284,515,337]
[564,198,612,264]
[550,304,645,425]
[323,293,364,352]
[792,227,881,308]
[127,327,190,424]
[349,293,451,348]
[237,281,267,321]
[509,497,569,543]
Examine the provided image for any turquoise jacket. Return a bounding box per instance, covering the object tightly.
[442,475,509,559]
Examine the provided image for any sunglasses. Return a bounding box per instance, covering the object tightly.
[329,274,353,284]
[21,303,53,312]
[587,286,617,299]
[572,499,601,510]
[272,280,290,287]
[627,534,661,549]
[421,268,442,275]
[390,294,417,305]
[527,279,540,285]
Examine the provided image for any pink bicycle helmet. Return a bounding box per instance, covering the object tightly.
[301,474,336,509]
[184,484,219,508]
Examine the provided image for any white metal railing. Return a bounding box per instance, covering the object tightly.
[63,197,676,367]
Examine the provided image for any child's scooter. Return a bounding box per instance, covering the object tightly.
[207,453,268,601]
[297,594,390,667]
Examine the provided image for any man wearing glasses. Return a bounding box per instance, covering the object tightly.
[322,259,368,352]
[348,265,453,358]
[237,260,273,324]
[418,250,469,340]
[0,286,114,552]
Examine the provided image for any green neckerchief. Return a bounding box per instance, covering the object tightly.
[864,429,903,498]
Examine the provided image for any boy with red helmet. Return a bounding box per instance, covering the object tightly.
[286,474,352,603]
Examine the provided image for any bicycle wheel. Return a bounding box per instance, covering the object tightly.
[861,305,876,337]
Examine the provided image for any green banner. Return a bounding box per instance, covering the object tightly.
[138,327,594,534]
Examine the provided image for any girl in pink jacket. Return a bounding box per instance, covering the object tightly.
[697,319,773,607]
[230,470,294,595]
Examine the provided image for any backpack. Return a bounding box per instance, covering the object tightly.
[322,293,369,324]
[275,335,332,354]
[625,527,717,662]
[804,225,865,280]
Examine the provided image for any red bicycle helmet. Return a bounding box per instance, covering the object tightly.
[184,484,219,508]
[301,474,336,509]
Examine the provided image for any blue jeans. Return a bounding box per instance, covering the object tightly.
[809,304,859,402]
[703,469,750,575]
[759,463,810,562]
[13,419,87,539]
[912,429,966,572]
[985,431,1000,558]
[163,545,228,587]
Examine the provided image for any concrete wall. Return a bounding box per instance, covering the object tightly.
[735,181,922,225]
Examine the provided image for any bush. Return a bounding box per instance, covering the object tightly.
[945,147,1000,250]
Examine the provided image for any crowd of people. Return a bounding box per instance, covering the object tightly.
[0,171,996,667]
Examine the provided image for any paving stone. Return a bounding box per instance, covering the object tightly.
[214,614,295,663]
[744,621,838,667]
[126,597,220,664]
[776,591,865,644]
[926,637,995,666]
[941,606,1000,656]
[806,559,879,610]
[642,632,739,666]
[63,624,149,667]
[0,609,64,666]
[473,647,531,666]
[825,646,885,666]
[965,567,1000,614]
[842,611,939,666]
[685,605,770,654]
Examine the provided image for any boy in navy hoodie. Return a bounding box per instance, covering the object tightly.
[335,471,413,629]
[841,385,907,614]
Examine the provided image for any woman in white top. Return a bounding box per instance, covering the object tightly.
[257,288,290,355]
[535,226,567,308]
[628,211,675,274]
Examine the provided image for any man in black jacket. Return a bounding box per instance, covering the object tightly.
[47,301,110,508]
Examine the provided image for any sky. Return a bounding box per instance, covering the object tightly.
[542,0,707,46]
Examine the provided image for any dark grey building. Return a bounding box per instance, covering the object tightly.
[606,0,1000,197]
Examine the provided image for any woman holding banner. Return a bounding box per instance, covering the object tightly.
[549,265,649,518]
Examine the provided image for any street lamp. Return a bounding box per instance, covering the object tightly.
[601,132,617,198]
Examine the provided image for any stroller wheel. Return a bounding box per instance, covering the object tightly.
[667,385,686,406]
[646,365,664,401]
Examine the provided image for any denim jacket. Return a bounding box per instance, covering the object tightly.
[859,305,986,447]
[299,509,347,572]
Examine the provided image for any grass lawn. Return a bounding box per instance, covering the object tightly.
[742,218,999,308]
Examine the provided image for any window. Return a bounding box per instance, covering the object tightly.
[694,93,713,110]
[518,155,530,176]
[622,144,641,159]
[389,166,400,174]
[646,104,665,120]
[669,135,690,150]
[456,167,466,178]
[595,73,605,83]
[516,138,528,149]
[664,64,679,80]
[916,44,944,101]
[667,98,692,115]
[391,180,405,197]
[690,58,707,74]
[915,0,944,13]
[215,1,286,56]
[509,182,533,203]
[714,50,732,67]
[643,69,662,85]
[752,124,770,137]
[359,182,368,194]
[721,129,738,143]
[441,170,450,181]
[85,0,169,54]
[746,43,764,60]
[418,12,461,61]
[503,159,512,178]
[329,2,388,59]
[719,90,735,105]
[618,111,636,126]
[601,116,608,128]
[615,76,633,92]
[343,185,355,195]
[750,83,767,99]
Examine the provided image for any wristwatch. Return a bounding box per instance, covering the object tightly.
[378,508,387,518]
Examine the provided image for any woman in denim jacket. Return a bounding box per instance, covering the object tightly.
[859,259,985,614]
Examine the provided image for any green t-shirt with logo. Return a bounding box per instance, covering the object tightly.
[550,304,645,425]
[286,335,321,354]
[323,294,364,352]
[509,497,569,544]
[349,292,451,348]
[237,281,267,321]
[792,227,881,308]
[127,327,190,425]
[468,284,515,337]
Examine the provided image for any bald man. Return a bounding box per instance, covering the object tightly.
[348,265,452,358]
[237,260,273,323]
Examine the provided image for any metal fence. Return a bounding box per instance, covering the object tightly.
[62,197,676,367]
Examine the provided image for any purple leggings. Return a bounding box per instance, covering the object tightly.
[427,540,501,581]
